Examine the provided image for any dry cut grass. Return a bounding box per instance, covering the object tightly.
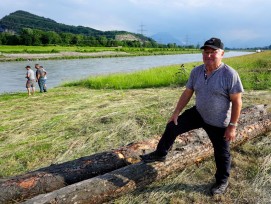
[0,87,270,204]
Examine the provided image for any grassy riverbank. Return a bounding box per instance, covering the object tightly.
[0,45,199,54]
[0,45,200,61]
[64,51,271,90]
[0,51,271,203]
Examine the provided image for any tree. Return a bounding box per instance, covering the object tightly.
[59,32,74,45]
[88,36,98,46]
[75,34,85,46]
[32,29,43,45]
[47,31,61,45]
[98,36,108,46]
[20,28,33,45]
[70,34,79,45]
[0,33,7,45]
[40,31,61,45]
[6,34,20,45]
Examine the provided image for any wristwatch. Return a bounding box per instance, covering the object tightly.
[229,122,238,127]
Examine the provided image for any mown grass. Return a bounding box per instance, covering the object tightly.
[63,51,271,90]
[0,51,271,203]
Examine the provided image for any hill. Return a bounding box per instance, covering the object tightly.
[151,32,183,45]
[0,10,153,43]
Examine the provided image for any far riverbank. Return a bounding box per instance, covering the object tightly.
[0,46,202,62]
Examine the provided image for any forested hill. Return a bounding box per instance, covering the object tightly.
[0,10,151,42]
[0,10,102,35]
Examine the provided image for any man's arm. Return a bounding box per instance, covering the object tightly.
[225,92,242,141]
[169,88,194,125]
[36,70,40,81]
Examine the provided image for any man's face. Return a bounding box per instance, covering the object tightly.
[202,47,224,68]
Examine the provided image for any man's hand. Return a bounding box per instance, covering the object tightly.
[168,113,179,125]
[167,88,194,126]
[224,125,237,142]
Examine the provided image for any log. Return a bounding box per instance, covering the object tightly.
[0,138,159,203]
[21,105,271,204]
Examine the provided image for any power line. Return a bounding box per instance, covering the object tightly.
[185,35,190,46]
[138,23,147,36]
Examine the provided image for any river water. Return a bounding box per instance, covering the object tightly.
[0,51,252,94]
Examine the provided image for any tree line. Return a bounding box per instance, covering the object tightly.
[0,28,190,48]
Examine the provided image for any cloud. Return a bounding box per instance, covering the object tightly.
[0,0,270,47]
[226,29,262,41]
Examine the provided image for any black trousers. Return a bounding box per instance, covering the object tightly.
[156,106,230,184]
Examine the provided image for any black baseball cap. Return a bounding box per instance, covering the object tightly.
[200,37,224,50]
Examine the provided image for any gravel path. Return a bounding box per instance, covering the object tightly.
[0,51,130,61]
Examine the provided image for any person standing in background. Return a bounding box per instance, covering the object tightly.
[25,65,35,96]
[35,64,47,93]
[40,66,47,91]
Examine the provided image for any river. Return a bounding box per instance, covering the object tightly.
[0,51,253,94]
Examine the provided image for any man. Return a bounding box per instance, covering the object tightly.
[40,66,48,91]
[25,65,35,96]
[35,64,47,93]
[140,37,243,195]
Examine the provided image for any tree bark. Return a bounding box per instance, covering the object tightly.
[18,105,271,204]
[0,105,269,203]
[0,139,161,204]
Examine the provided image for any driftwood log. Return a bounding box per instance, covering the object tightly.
[0,105,270,203]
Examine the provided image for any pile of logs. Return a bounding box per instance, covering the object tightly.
[0,105,270,204]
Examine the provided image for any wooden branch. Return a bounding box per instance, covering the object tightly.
[20,105,271,204]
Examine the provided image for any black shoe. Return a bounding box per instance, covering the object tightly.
[210,181,229,195]
[140,151,166,163]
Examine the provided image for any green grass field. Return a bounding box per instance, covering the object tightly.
[64,51,271,90]
[0,45,199,55]
[0,45,116,53]
[0,51,270,203]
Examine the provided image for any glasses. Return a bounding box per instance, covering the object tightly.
[202,50,220,56]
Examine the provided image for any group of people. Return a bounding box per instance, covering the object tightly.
[25,63,47,95]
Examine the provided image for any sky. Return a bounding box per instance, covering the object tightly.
[1,0,271,48]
